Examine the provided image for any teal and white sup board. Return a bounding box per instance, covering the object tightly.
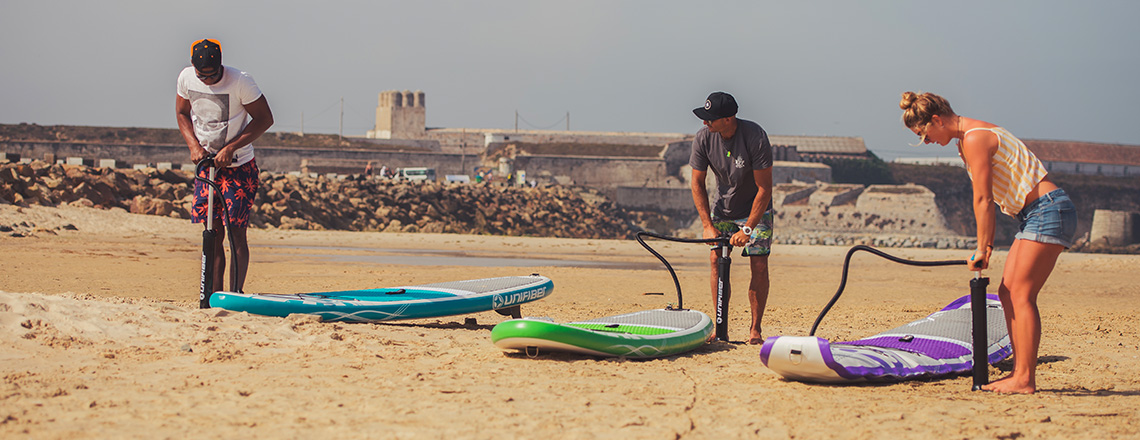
[209,275,553,322]
[491,308,712,358]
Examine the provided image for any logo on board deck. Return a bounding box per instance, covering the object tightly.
[492,286,549,309]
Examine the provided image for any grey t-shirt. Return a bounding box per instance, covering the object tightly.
[689,118,773,219]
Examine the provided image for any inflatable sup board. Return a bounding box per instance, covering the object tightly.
[209,275,553,322]
[761,294,1011,383]
[491,308,712,358]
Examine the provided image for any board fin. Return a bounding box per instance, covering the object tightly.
[495,305,522,319]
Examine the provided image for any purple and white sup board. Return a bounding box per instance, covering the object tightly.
[761,294,1012,383]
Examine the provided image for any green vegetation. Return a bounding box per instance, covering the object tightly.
[821,152,896,185]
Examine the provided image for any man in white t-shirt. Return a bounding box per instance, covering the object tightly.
[175,38,273,294]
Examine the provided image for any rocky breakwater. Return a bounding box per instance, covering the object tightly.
[0,161,639,239]
[0,160,192,215]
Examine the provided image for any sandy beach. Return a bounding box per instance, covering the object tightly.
[2,204,1138,439]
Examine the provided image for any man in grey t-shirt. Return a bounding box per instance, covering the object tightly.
[689,91,774,344]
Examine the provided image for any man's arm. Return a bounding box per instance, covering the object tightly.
[175,95,209,164]
[691,168,719,240]
[214,95,274,168]
[745,168,772,229]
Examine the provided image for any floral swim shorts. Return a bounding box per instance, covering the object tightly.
[192,159,260,228]
[711,208,775,257]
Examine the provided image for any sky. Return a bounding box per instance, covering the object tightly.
[2,1,1138,160]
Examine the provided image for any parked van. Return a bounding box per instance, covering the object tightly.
[400,167,436,182]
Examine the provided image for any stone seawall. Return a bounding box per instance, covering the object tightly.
[0,160,982,250]
[0,161,638,239]
[2,140,832,201]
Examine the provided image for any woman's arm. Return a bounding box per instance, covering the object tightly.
[960,129,999,270]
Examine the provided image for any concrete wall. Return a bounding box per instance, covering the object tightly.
[620,181,961,240]
[615,187,694,213]
[615,162,836,215]
[357,137,441,152]
[2,141,829,184]
[422,129,488,154]
[2,141,190,169]
[0,141,473,175]
[512,155,666,187]
[775,182,958,236]
[808,184,864,207]
[1089,209,1138,245]
[425,128,689,154]
[772,161,831,184]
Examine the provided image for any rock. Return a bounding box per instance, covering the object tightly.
[69,198,95,208]
[278,216,310,230]
[383,219,403,233]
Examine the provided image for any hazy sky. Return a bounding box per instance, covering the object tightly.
[2,1,1137,159]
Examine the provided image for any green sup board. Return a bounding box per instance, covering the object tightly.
[491,308,712,358]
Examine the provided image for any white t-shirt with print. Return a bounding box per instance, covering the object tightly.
[176,65,263,167]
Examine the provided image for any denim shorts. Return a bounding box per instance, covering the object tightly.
[1014,188,1077,248]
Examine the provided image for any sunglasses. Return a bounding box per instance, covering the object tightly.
[917,120,933,144]
[196,67,223,82]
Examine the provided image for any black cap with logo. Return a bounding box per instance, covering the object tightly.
[693,91,738,121]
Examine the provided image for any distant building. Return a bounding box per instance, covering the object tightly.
[769,135,869,162]
[1023,139,1140,177]
[367,90,426,139]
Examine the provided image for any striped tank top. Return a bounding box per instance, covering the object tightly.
[959,126,1048,216]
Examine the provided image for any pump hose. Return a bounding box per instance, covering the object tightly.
[808,245,966,336]
[635,231,730,310]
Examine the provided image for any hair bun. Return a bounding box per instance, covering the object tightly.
[899,91,918,110]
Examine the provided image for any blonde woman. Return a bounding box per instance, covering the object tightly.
[899,92,1077,394]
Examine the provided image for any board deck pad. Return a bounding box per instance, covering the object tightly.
[760,294,1012,383]
[492,308,712,358]
[209,275,552,322]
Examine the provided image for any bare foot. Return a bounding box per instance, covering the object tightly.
[748,329,763,345]
[980,376,1036,394]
